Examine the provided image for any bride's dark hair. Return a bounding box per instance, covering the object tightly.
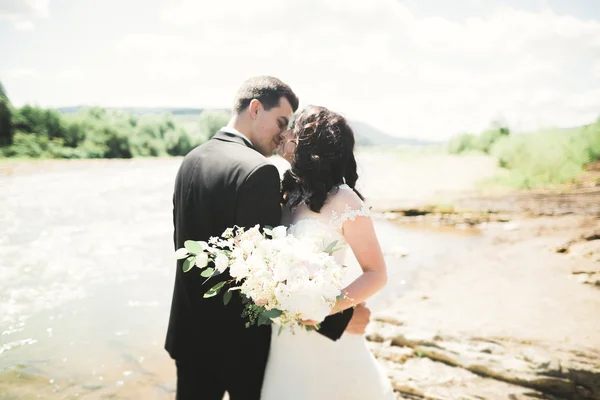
[281,105,364,213]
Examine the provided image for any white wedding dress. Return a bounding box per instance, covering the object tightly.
[261,184,395,400]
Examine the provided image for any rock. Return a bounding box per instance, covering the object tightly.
[583,231,600,241]
[390,330,442,348]
[374,312,406,326]
[504,222,521,231]
[368,341,414,363]
[389,246,410,258]
[383,357,555,399]
[556,230,600,255]
[368,322,600,399]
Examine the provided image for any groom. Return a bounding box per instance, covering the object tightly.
[166,76,371,400]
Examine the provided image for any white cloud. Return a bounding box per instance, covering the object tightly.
[9,0,600,140]
[594,61,600,79]
[57,69,84,82]
[125,2,588,139]
[0,0,48,30]
[14,20,35,30]
[6,68,40,80]
[0,0,48,19]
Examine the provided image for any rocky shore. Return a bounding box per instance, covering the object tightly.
[366,184,600,399]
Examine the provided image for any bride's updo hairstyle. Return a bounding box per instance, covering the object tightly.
[282,105,364,213]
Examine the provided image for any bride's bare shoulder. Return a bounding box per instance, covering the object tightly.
[327,185,364,208]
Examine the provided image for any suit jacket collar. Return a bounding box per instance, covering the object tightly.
[212,130,255,150]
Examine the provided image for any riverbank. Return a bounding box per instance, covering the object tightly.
[367,178,600,398]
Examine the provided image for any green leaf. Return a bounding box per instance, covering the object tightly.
[261,309,283,319]
[203,281,226,298]
[332,243,346,252]
[202,268,224,285]
[182,256,196,273]
[184,240,206,255]
[257,314,271,326]
[324,240,338,254]
[264,225,274,230]
[223,291,232,306]
[200,267,214,277]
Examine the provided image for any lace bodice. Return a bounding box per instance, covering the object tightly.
[283,184,370,232]
[282,185,370,283]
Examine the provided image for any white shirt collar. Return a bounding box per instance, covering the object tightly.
[220,126,252,146]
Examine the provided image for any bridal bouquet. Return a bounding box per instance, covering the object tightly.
[175,225,346,329]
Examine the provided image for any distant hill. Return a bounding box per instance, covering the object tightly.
[56,106,229,116]
[349,120,433,146]
[56,106,432,146]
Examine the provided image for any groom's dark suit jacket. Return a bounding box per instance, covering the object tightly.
[166,131,353,363]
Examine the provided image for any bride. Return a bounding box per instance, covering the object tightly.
[261,106,395,399]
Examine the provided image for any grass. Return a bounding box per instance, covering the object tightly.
[449,119,600,190]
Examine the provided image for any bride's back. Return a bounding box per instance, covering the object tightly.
[282,184,370,286]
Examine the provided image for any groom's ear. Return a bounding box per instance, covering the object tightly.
[249,99,262,120]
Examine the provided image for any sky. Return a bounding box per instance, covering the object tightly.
[1,0,600,140]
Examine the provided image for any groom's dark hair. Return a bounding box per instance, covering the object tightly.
[233,76,299,115]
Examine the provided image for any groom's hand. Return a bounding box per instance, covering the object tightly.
[345,302,371,335]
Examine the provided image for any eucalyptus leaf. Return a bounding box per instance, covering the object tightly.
[324,240,338,254]
[203,281,226,298]
[261,309,282,319]
[200,267,214,278]
[184,240,206,255]
[332,243,346,252]
[223,291,232,306]
[202,267,223,285]
[182,256,196,273]
[257,314,271,326]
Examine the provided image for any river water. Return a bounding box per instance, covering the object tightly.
[0,158,481,399]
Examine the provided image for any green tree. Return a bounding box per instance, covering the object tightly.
[477,125,510,154]
[447,133,477,154]
[581,118,600,162]
[198,111,230,141]
[13,105,65,139]
[0,81,14,146]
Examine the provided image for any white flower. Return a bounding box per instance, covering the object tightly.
[274,280,331,322]
[272,260,292,282]
[214,252,229,273]
[240,239,255,255]
[272,226,287,239]
[229,260,250,281]
[195,253,209,269]
[174,248,189,260]
[230,247,244,260]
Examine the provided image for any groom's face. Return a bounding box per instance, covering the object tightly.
[251,97,293,157]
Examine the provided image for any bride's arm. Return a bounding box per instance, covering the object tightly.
[329,215,388,314]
